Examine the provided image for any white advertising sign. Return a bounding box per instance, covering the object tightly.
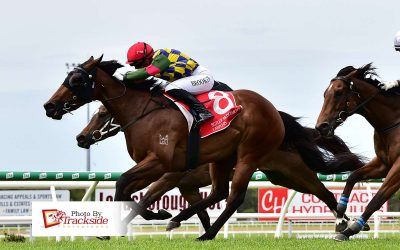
[95,187,226,216]
[0,190,69,216]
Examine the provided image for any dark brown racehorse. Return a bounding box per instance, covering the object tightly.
[44,56,364,240]
[77,104,370,233]
[316,63,400,241]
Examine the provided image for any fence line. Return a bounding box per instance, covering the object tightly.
[0,171,390,240]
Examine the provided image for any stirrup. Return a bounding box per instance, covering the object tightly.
[194,112,214,126]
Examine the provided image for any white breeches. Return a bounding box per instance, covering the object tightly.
[164,65,214,95]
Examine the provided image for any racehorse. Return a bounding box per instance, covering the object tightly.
[44,56,365,240]
[77,104,370,234]
[316,63,400,241]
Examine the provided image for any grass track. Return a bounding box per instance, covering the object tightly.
[1,235,400,250]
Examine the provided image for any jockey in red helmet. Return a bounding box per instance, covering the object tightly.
[379,31,400,91]
[113,42,214,126]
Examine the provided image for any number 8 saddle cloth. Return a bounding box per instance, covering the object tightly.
[164,90,243,138]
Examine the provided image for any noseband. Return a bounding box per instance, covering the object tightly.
[92,117,121,141]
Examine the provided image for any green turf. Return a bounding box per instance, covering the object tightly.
[1,235,400,250]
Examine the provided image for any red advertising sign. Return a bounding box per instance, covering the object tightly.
[258,187,387,221]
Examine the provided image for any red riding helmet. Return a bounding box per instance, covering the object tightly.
[126,42,154,65]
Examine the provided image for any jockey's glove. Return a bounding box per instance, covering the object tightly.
[378,80,399,91]
[113,66,135,81]
[146,76,170,89]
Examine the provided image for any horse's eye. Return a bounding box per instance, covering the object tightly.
[98,112,107,117]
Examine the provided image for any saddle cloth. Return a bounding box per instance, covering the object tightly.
[164,90,242,138]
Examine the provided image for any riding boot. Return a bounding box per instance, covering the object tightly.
[166,89,214,126]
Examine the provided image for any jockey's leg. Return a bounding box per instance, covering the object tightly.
[165,66,214,125]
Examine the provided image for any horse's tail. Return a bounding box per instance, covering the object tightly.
[278,111,365,174]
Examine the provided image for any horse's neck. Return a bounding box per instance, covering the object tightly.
[358,81,400,131]
[95,71,154,128]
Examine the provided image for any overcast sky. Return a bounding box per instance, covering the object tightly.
[0,0,399,172]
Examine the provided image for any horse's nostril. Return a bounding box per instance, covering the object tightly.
[44,102,55,111]
[76,134,86,143]
[316,122,331,136]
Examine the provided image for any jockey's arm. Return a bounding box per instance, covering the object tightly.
[124,54,171,82]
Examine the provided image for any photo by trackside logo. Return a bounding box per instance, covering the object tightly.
[42,208,108,228]
[33,202,129,236]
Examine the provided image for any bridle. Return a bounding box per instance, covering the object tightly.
[92,117,121,141]
[63,65,128,103]
[331,76,378,126]
[332,76,400,133]
[63,61,169,132]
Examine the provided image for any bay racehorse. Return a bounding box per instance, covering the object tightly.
[45,56,365,240]
[77,104,370,233]
[316,63,400,241]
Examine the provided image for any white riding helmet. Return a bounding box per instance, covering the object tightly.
[394,31,400,51]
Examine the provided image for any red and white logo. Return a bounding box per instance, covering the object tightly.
[258,187,388,221]
[42,209,66,228]
[33,202,127,236]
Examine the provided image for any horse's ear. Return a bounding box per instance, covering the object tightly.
[95,54,104,64]
[346,70,358,79]
[89,56,94,61]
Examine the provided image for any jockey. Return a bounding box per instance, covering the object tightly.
[113,42,214,126]
[379,31,400,91]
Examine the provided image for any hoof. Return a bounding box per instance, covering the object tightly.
[334,234,349,242]
[196,233,214,241]
[362,222,370,231]
[166,220,181,231]
[96,236,111,240]
[335,220,348,233]
[157,209,172,220]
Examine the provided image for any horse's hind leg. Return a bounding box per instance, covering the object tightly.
[166,162,231,231]
[262,151,357,233]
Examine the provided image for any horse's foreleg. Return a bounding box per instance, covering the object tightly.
[336,158,400,241]
[137,172,184,220]
[115,153,167,224]
[166,163,231,231]
[197,162,256,241]
[336,157,388,221]
[177,164,214,231]
[179,188,211,231]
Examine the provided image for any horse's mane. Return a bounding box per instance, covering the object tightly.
[98,60,156,91]
[98,60,123,75]
[336,63,381,89]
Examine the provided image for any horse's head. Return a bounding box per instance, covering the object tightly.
[76,105,120,149]
[43,55,104,120]
[316,63,380,137]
